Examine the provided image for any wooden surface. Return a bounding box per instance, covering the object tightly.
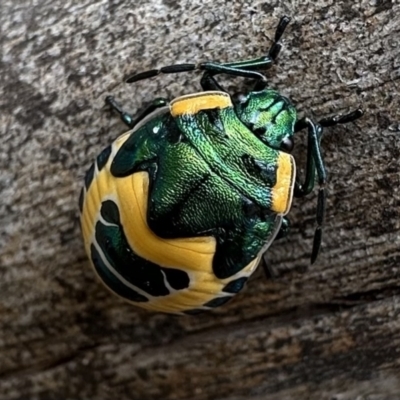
[1,0,400,399]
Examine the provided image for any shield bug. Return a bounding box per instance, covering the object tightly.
[79,17,363,314]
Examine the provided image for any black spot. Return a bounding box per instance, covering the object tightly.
[111,116,168,178]
[95,201,190,298]
[100,200,120,225]
[110,137,138,177]
[78,188,84,213]
[204,296,232,308]
[90,244,148,302]
[84,163,95,190]
[161,267,190,290]
[222,277,248,294]
[96,145,112,171]
[253,126,267,137]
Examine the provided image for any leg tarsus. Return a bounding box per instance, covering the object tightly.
[105,96,168,129]
[274,16,292,42]
[296,108,364,131]
[268,15,291,60]
[223,15,291,70]
[311,188,326,264]
[105,96,136,128]
[319,108,364,127]
[311,227,322,264]
[125,16,291,87]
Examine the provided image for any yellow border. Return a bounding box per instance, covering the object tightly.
[80,120,263,313]
[170,91,232,116]
[271,152,295,215]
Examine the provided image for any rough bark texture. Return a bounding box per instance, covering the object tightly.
[1,0,400,399]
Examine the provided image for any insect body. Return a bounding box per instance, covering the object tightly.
[79,17,362,314]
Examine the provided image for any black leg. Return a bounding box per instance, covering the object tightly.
[105,96,168,129]
[200,73,225,91]
[126,61,268,84]
[293,118,326,264]
[200,16,291,92]
[126,16,291,86]
[222,15,291,71]
[318,109,364,127]
[295,109,364,131]
[293,108,363,264]
[294,118,326,197]
[269,15,292,60]
[294,108,364,196]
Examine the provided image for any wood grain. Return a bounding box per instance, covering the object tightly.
[1,0,399,399]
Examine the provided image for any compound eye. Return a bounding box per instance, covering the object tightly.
[280,137,294,153]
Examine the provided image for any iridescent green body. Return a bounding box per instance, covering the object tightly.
[80,90,297,313]
[79,16,362,314]
[233,90,296,149]
[111,90,296,279]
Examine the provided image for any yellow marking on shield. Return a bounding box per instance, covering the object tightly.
[170,91,232,116]
[138,256,261,314]
[80,131,132,254]
[80,128,263,314]
[116,172,262,313]
[271,152,295,215]
[117,171,216,268]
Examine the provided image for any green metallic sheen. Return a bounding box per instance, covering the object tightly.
[233,89,297,149]
[82,15,363,311]
[110,90,294,279]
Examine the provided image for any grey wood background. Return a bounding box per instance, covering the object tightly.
[1,0,400,399]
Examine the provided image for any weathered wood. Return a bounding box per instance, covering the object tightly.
[0,0,399,399]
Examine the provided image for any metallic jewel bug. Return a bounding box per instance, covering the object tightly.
[79,17,363,314]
